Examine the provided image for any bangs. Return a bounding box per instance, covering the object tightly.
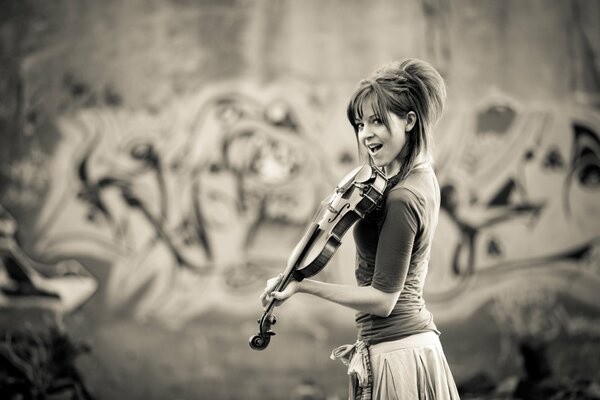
[346,83,392,131]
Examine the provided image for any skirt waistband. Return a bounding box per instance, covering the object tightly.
[369,331,440,355]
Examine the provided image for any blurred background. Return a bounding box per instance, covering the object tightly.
[1,0,599,399]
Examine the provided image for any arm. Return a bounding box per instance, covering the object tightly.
[260,275,400,317]
[261,189,419,317]
[261,274,400,318]
[300,279,400,317]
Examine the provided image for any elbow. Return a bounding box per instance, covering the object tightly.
[375,305,394,318]
[372,300,396,318]
[370,289,400,317]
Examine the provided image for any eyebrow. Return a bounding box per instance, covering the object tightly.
[357,114,379,122]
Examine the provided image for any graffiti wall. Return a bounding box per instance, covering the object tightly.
[427,98,600,385]
[27,81,343,327]
[22,85,600,329]
[428,99,600,314]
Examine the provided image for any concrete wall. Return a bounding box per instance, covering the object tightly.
[1,0,599,398]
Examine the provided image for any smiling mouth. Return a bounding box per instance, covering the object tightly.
[367,143,383,156]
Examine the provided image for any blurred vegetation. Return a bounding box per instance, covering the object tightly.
[0,324,92,400]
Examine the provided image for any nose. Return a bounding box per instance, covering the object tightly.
[358,123,374,141]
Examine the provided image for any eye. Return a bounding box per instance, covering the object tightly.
[355,123,364,130]
[372,118,382,126]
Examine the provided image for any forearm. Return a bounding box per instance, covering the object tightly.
[298,279,398,317]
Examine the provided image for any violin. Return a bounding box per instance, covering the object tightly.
[249,164,388,350]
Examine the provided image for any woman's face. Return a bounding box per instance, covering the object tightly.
[355,101,410,176]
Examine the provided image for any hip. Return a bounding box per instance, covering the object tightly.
[369,331,441,355]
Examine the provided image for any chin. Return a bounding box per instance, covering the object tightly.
[370,159,388,169]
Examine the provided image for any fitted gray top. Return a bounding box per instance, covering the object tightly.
[353,165,440,345]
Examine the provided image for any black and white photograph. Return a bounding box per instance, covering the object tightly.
[0,1,599,399]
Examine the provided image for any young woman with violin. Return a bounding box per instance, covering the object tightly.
[260,58,460,399]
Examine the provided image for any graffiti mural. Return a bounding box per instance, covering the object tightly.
[32,82,335,327]
[0,204,97,314]
[9,80,600,337]
[427,94,600,325]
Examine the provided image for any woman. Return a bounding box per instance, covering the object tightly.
[261,58,460,399]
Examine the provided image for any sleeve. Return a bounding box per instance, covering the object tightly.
[371,188,421,293]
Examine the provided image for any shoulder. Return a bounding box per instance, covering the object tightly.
[391,168,438,205]
[387,175,425,210]
[387,186,419,206]
[383,187,422,229]
[385,169,438,219]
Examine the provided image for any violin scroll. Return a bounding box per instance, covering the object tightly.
[249,335,269,351]
[248,313,277,350]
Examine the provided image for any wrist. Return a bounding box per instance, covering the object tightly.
[294,278,304,294]
[296,278,314,295]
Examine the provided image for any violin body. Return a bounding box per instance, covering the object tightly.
[249,164,388,350]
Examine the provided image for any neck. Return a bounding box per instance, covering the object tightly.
[383,164,399,177]
[413,152,430,168]
[383,151,429,177]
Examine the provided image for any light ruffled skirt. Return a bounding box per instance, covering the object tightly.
[369,331,460,399]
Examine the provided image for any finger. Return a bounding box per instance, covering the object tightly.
[261,285,276,303]
[259,290,267,305]
[271,290,289,302]
[263,275,284,297]
[266,274,284,290]
[260,287,272,306]
[265,280,278,293]
[260,274,285,308]
[261,288,278,307]
[270,292,283,307]
[263,294,278,308]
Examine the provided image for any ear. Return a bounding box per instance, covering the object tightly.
[405,111,417,132]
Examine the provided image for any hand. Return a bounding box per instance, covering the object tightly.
[260,274,301,308]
